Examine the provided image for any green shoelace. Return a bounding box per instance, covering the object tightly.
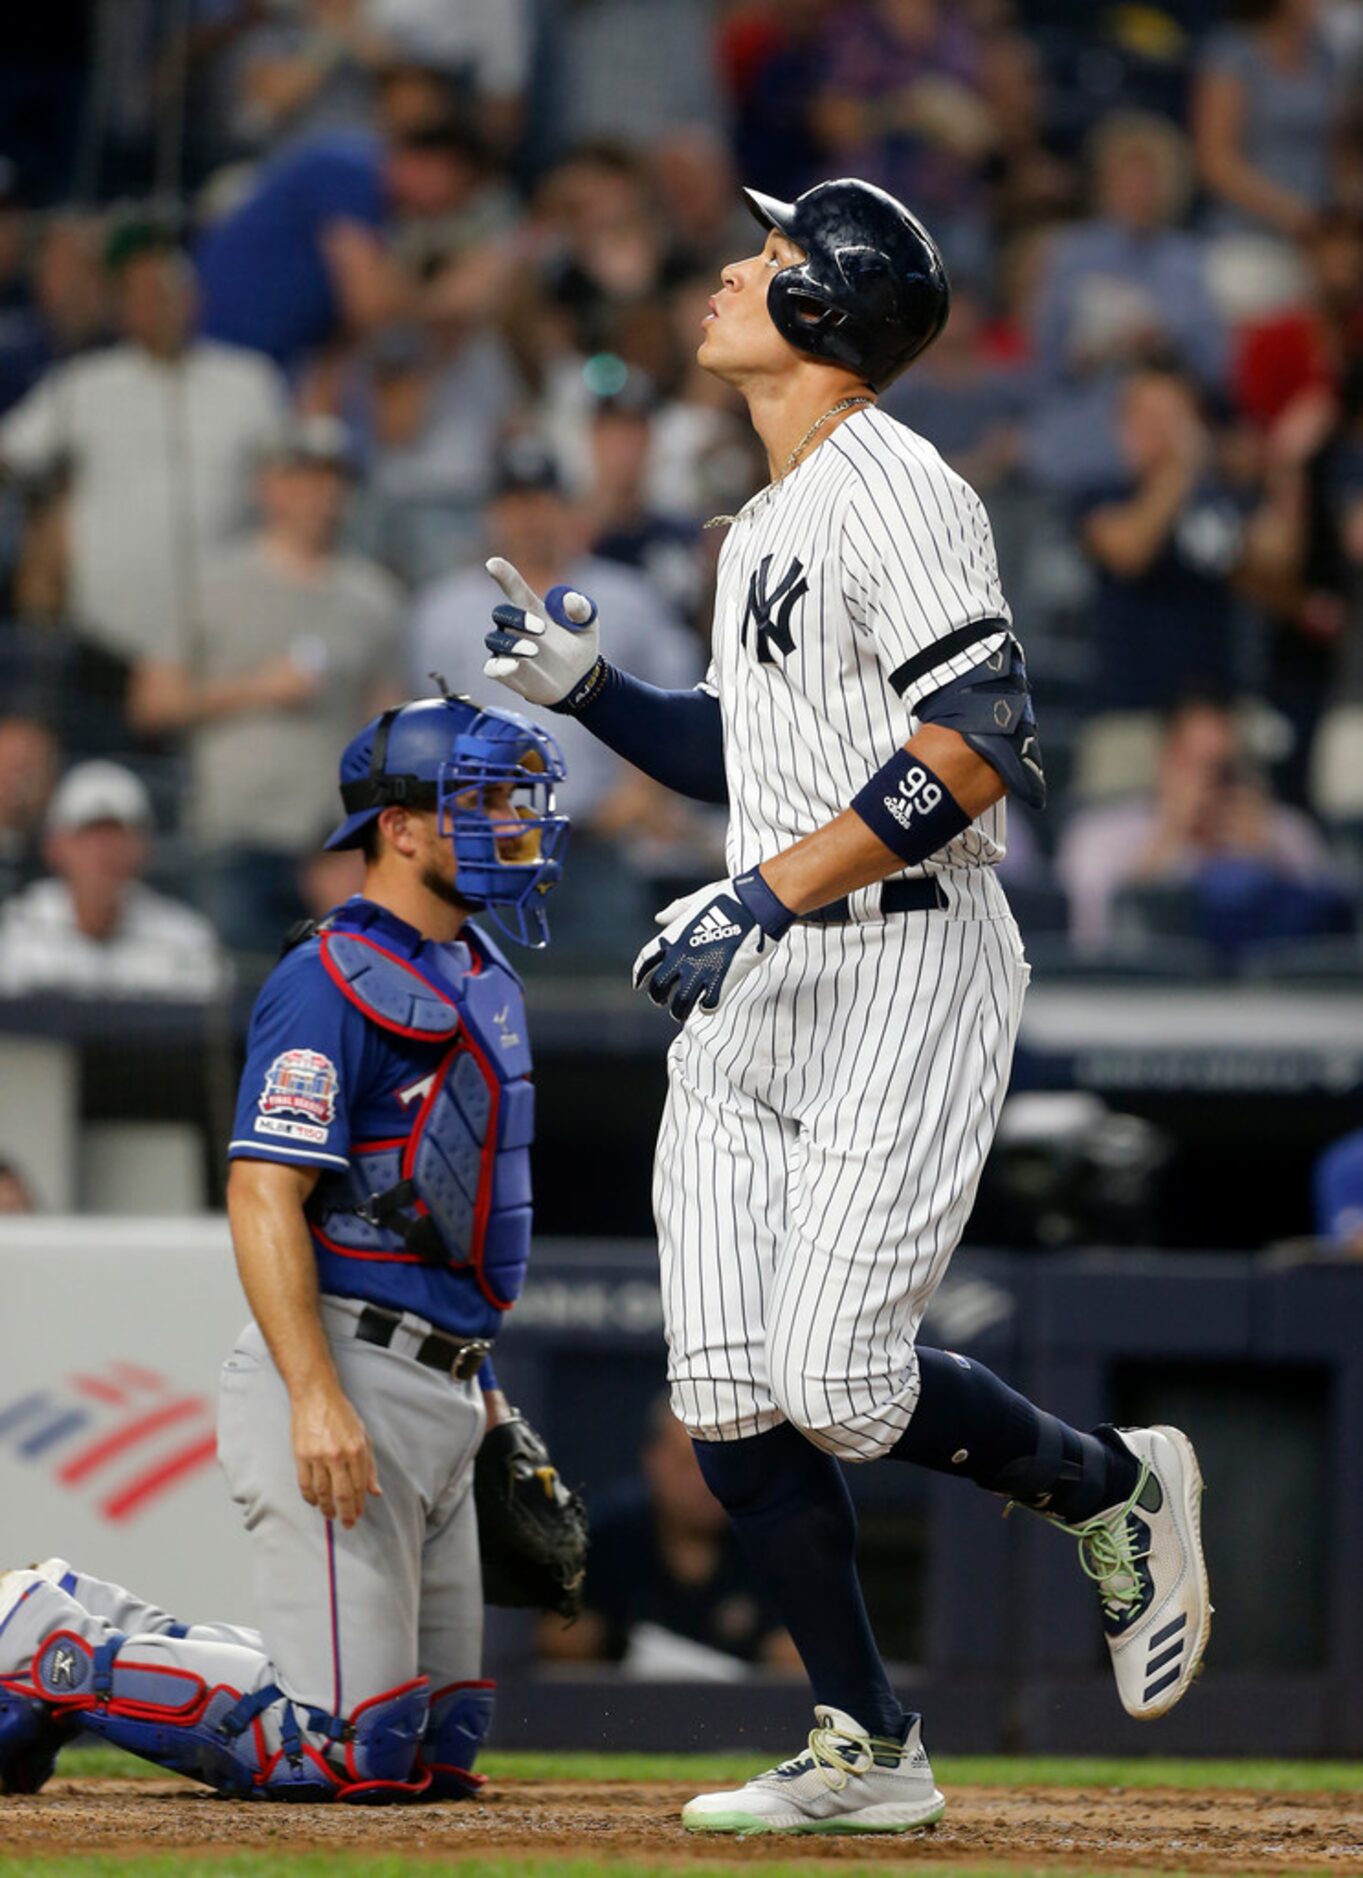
[770,1725,874,1794]
[1051,1460,1154,1623]
[1008,1459,1154,1624]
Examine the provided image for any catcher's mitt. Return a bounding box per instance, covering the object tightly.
[474,1411,588,1619]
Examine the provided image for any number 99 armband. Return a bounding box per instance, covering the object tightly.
[850,749,972,865]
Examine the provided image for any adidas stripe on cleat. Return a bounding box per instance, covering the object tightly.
[1047,1425,1212,1720]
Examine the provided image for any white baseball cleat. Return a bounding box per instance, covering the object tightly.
[681,1706,945,1835]
[1051,1425,1212,1719]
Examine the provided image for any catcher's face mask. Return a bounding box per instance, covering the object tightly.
[437,717,569,949]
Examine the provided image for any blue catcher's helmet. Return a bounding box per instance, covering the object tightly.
[324,692,568,948]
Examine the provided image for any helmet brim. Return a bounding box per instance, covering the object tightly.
[743,186,799,241]
[323,806,380,851]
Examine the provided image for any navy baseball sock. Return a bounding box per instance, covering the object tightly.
[890,1348,1139,1524]
[692,1425,907,1742]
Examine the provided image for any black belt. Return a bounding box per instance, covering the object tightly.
[352,1306,491,1382]
[800,877,946,925]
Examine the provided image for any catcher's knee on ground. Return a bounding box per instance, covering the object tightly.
[0,1570,428,1801]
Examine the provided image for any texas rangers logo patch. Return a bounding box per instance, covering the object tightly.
[741,554,808,665]
[259,1049,339,1126]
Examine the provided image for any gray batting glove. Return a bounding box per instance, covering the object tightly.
[483,557,600,710]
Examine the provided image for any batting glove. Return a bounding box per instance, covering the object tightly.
[484,557,600,710]
[633,870,794,1022]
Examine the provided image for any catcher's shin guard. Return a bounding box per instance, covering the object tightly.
[0,1569,430,1801]
[421,1678,494,1798]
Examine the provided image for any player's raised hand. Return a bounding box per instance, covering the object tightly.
[291,1381,382,1530]
[632,871,795,1022]
[483,557,601,709]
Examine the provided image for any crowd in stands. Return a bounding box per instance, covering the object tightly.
[1,0,1363,995]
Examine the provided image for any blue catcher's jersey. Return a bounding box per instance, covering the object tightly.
[229,897,534,1340]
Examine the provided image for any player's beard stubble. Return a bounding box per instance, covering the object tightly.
[422,862,482,914]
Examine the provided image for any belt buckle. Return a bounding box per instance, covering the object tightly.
[451,1339,492,1382]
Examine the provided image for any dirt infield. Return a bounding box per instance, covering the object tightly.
[4,1776,1363,1873]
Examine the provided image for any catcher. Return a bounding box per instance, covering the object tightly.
[0,693,587,1802]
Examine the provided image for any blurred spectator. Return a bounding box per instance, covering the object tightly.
[0,214,109,418]
[719,0,835,201]
[579,370,707,630]
[196,120,492,371]
[410,439,700,830]
[1234,213,1363,429]
[882,285,1026,494]
[0,762,227,1000]
[343,321,521,585]
[538,1399,798,1677]
[516,143,688,380]
[1025,113,1226,496]
[130,416,404,956]
[646,277,764,523]
[648,127,749,278]
[366,0,532,154]
[230,1,392,156]
[0,224,287,665]
[1241,376,1363,789]
[812,0,998,273]
[1072,367,1284,713]
[1193,0,1347,242]
[1056,698,1341,951]
[1033,113,1225,400]
[0,472,131,757]
[297,834,365,924]
[0,1156,35,1213]
[1313,1127,1363,1255]
[0,159,28,311]
[371,60,461,140]
[0,714,59,901]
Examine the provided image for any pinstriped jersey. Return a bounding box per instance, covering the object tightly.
[703,406,1011,910]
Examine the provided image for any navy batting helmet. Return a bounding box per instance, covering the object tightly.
[325,692,568,948]
[743,178,950,390]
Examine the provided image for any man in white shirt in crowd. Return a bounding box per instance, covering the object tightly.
[0,222,287,665]
[0,761,227,1001]
[131,416,405,954]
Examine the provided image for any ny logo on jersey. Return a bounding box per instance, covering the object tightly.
[741,554,808,665]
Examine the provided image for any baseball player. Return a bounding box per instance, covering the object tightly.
[0,694,586,1801]
[482,179,1212,1835]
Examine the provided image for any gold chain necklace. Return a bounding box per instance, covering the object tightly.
[705,394,874,529]
[781,394,874,477]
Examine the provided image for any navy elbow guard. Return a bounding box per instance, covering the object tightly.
[916,638,1046,810]
[851,750,971,864]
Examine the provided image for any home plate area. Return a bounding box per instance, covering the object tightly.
[5,1771,1363,1875]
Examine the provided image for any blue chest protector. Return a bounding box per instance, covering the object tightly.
[306,910,534,1313]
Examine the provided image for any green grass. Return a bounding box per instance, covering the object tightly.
[51,1744,1363,1792]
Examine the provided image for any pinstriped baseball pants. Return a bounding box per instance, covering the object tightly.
[655,880,1029,1461]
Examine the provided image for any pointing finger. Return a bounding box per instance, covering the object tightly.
[486,557,542,614]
